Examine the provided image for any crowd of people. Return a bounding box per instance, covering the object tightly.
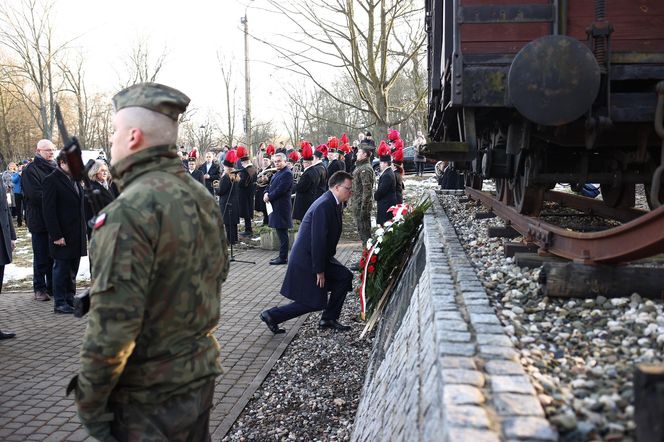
[0,80,428,440]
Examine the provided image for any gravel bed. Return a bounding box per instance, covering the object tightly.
[439,188,664,442]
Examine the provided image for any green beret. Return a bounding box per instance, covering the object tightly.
[112,82,190,121]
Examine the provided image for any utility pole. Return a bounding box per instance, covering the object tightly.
[242,10,252,155]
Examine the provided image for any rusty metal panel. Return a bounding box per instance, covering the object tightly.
[462,66,509,106]
[458,4,555,24]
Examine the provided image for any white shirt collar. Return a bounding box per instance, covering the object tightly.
[332,191,340,205]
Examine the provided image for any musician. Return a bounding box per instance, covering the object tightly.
[198,151,220,195]
[313,147,328,198]
[391,147,405,204]
[326,137,345,177]
[217,150,240,245]
[237,146,257,237]
[292,142,320,221]
[255,156,273,226]
[287,150,301,169]
[188,157,205,185]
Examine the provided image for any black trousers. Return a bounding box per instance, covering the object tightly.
[31,231,53,294]
[275,228,289,260]
[267,262,352,323]
[52,258,80,308]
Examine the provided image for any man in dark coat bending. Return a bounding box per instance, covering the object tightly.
[260,171,354,333]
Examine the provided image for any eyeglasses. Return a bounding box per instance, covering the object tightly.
[338,185,352,192]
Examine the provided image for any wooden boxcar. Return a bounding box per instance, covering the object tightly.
[426,0,664,214]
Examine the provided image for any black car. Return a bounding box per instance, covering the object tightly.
[371,146,436,174]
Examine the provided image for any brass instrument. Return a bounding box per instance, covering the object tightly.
[291,162,303,183]
[212,179,220,190]
[257,167,277,188]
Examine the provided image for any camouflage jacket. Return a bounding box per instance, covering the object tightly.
[351,158,374,214]
[74,145,229,439]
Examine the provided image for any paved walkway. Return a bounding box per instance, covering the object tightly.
[0,244,358,441]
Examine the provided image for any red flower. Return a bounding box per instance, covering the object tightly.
[368,265,375,273]
[370,255,377,264]
[362,249,369,258]
[359,258,366,268]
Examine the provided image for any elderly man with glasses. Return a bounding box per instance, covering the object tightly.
[261,170,355,334]
[22,139,58,302]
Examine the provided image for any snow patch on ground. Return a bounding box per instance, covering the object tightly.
[4,258,91,283]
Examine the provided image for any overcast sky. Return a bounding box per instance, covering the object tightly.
[53,0,300,132]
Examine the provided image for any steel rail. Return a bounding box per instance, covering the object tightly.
[543,190,647,223]
[466,188,664,264]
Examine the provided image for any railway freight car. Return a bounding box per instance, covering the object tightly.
[426,0,664,215]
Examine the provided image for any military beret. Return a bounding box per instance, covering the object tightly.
[112,82,190,121]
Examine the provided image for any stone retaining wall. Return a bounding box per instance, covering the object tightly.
[351,192,558,442]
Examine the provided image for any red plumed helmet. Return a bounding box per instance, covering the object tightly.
[301,142,314,160]
[223,150,238,167]
[340,133,349,144]
[387,129,400,141]
[288,150,301,163]
[236,145,249,160]
[340,143,351,154]
[394,138,404,150]
[328,137,339,149]
[392,147,404,163]
[377,140,391,158]
[266,144,275,156]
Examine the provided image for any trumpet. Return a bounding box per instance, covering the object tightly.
[212,179,220,189]
[257,167,277,188]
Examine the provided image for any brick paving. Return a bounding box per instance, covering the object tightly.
[0,243,357,441]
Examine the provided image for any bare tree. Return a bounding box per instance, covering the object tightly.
[263,0,426,136]
[118,35,168,88]
[0,0,69,139]
[217,52,237,148]
[60,54,90,147]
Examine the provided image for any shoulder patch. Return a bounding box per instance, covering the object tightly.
[94,213,107,230]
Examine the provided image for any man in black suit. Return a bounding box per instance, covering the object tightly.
[313,149,328,199]
[42,151,87,314]
[260,171,354,334]
[198,151,220,195]
[22,139,57,302]
[263,153,294,265]
[187,157,205,184]
[292,142,320,221]
[0,177,16,339]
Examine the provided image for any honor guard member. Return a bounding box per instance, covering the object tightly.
[292,141,321,221]
[72,83,229,441]
[351,143,375,245]
[236,146,257,237]
[391,146,405,204]
[374,141,397,225]
[218,150,241,244]
[313,145,328,198]
[326,137,344,177]
[188,157,205,184]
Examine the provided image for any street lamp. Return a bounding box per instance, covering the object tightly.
[242,1,254,156]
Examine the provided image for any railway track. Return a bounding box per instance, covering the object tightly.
[465,187,664,265]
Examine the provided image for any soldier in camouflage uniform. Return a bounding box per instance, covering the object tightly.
[70,83,229,441]
[351,144,375,245]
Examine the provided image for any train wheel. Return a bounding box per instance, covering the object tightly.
[511,157,544,215]
[645,183,664,210]
[601,184,635,208]
[496,178,513,204]
[464,173,483,190]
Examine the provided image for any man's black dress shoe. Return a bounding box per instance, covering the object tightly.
[54,305,74,314]
[319,319,351,331]
[0,330,16,339]
[269,258,288,265]
[260,311,286,334]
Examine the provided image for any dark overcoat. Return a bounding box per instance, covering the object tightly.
[0,179,16,266]
[292,165,321,221]
[280,191,351,309]
[344,151,355,173]
[395,170,404,204]
[217,173,240,226]
[197,162,221,195]
[190,169,205,185]
[22,156,56,233]
[266,167,293,229]
[83,180,117,236]
[314,163,328,198]
[374,167,397,225]
[327,159,344,178]
[42,168,87,260]
[238,164,257,219]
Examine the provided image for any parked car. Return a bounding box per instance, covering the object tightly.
[371,146,437,174]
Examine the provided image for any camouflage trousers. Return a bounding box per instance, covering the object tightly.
[354,210,372,246]
[109,378,215,442]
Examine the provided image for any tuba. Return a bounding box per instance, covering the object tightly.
[257,167,277,188]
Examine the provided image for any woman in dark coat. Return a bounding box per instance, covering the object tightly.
[217,151,241,244]
[374,142,397,225]
[84,160,118,236]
